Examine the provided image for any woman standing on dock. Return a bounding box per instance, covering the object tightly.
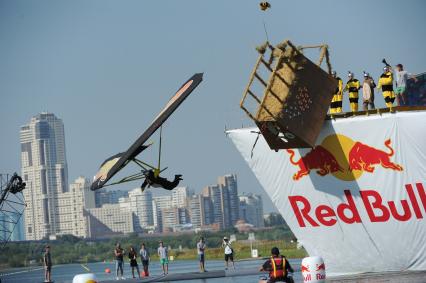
[128,246,141,279]
[139,243,150,276]
[114,243,125,280]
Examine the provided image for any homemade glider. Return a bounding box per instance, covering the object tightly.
[91,73,203,191]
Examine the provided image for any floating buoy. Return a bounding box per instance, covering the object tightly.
[259,2,271,11]
[105,268,111,274]
[301,256,326,283]
[72,273,98,283]
[141,271,149,277]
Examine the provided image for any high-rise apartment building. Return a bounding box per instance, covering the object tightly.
[20,113,68,240]
[57,177,95,238]
[87,204,135,238]
[239,193,264,228]
[218,174,239,226]
[201,174,239,230]
[202,185,224,229]
[152,195,172,232]
[127,188,154,231]
[171,187,192,208]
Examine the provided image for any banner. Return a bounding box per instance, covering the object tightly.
[227,110,426,275]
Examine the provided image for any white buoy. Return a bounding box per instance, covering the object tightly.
[72,273,98,283]
[301,256,326,283]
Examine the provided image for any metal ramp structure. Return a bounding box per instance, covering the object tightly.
[240,40,337,150]
[0,173,26,249]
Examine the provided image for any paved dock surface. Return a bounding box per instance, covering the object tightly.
[102,268,267,282]
[101,269,426,283]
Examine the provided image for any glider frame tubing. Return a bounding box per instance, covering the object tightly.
[102,158,168,188]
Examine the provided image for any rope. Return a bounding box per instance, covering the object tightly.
[262,20,270,43]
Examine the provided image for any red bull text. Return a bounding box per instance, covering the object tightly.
[289,183,426,227]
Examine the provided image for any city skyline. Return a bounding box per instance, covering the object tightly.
[18,111,277,214]
[17,112,265,240]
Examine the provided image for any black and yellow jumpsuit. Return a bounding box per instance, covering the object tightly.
[330,77,343,113]
[344,79,360,112]
[377,71,396,108]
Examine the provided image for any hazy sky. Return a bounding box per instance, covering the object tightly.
[1,0,425,212]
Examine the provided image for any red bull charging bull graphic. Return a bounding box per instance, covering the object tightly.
[286,135,403,181]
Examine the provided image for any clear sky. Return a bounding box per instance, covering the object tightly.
[1,0,425,212]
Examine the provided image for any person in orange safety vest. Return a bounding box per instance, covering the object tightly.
[259,247,294,283]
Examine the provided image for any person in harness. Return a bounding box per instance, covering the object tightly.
[140,169,183,192]
[259,247,294,283]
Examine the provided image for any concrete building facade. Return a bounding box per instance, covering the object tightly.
[239,193,264,228]
[20,113,69,240]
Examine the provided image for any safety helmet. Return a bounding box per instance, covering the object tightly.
[271,247,280,256]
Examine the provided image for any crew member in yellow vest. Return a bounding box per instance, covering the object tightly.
[330,71,343,114]
[343,72,360,112]
[377,66,396,109]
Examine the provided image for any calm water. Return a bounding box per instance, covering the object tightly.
[0,258,303,283]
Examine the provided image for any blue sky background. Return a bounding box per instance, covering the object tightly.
[1,0,425,212]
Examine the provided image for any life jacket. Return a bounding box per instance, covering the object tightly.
[270,256,286,279]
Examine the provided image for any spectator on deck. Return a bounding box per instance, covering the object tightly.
[43,245,52,283]
[158,241,169,275]
[128,246,140,279]
[139,243,150,276]
[222,237,235,270]
[362,72,376,110]
[395,63,416,106]
[114,243,125,280]
[197,237,206,272]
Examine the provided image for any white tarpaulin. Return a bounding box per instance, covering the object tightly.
[227,110,426,275]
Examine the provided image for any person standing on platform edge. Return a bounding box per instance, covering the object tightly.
[128,246,140,279]
[43,245,52,283]
[197,237,206,272]
[394,63,416,106]
[114,243,125,280]
[139,243,150,277]
[344,71,360,112]
[330,71,343,115]
[259,247,294,283]
[377,65,396,110]
[222,237,235,270]
[158,241,169,275]
[362,72,376,110]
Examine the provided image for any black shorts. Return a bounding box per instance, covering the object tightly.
[142,260,149,267]
[225,253,233,261]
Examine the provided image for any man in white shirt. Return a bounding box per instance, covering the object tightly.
[394,63,413,106]
[197,237,206,272]
[222,237,235,270]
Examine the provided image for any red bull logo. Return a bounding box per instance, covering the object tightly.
[287,134,403,181]
[301,264,310,272]
[316,263,325,271]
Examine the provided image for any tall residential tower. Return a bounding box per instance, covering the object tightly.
[20,113,68,240]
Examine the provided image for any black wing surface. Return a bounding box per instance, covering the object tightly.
[91,73,203,190]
